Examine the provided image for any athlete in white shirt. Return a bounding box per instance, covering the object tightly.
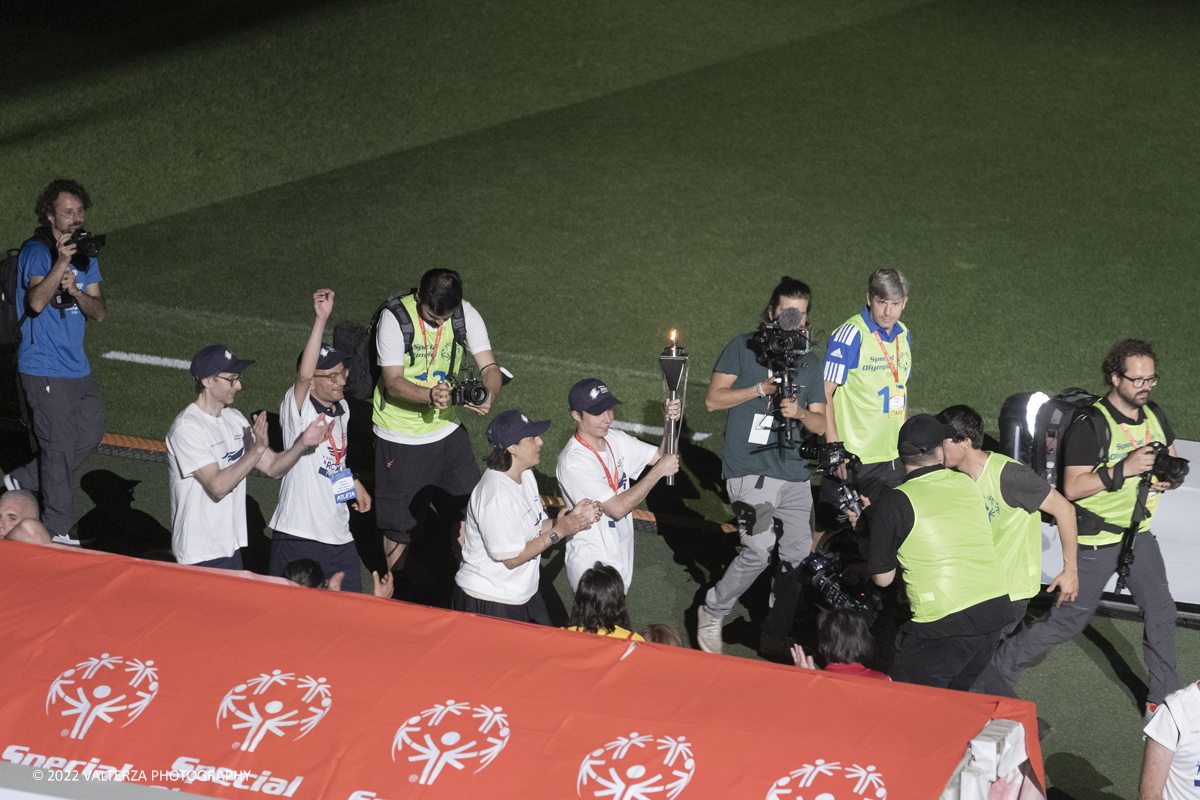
[167,344,329,569]
[1141,681,1200,800]
[268,290,385,594]
[555,378,679,593]
[453,409,602,623]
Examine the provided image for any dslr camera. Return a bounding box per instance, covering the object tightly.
[1147,441,1189,484]
[69,229,106,259]
[449,366,489,407]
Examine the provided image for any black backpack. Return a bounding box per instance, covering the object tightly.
[333,290,468,408]
[1030,387,1105,495]
[0,248,24,349]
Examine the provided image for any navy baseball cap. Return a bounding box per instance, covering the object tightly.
[316,343,348,371]
[897,414,957,457]
[569,378,621,416]
[487,409,551,450]
[191,345,255,381]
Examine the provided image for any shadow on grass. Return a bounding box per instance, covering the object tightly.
[1080,621,1149,712]
[78,469,171,557]
[1045,753,1125,800]
[3,0,376,97]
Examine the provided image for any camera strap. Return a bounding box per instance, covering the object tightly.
[416,316,445,381]
[573,434,619,493]
[1117,422,1150,450]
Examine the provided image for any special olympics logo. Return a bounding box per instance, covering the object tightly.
[391,699,511,785]
[577,732,696,799]
[46,654,159,740]
[765,759,887,799]
[217,670,332,753]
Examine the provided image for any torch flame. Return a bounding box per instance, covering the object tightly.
[670,329,677,343]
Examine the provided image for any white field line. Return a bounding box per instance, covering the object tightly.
[610,420,710,442]
[102,351,190,369]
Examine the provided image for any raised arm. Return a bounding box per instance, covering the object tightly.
[293,289,335,413]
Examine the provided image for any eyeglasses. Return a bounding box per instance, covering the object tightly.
[1119,373,1158,388]
[216,373,243,385]
[316,369,349,384]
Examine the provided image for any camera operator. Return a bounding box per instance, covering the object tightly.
[819,270,911,532]
[977,340,1184,719]
[372,269,503,580]
[696,277,826,657]
[861,415,1011,690]
[4,180,107,546]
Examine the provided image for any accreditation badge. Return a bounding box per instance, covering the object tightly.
[889,385,907,418]
[749,413,773,445]
[328,469,357,504]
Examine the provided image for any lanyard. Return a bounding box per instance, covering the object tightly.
[417,317,444,378]
[1118,423,1150,451]
[872,330,901,385]
[325,415,347,468]
[574,434,618,493]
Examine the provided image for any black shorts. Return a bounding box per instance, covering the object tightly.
[451,586,551,626]
[375,425,482,543]
[268,531,364,594]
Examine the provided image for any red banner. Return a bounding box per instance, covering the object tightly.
[0,542,1042,798]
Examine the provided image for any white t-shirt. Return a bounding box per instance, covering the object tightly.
[166,403,251,565]
[556,430,656,593]
[1144,681,1200,800]
[455,468,545,605]
[373,299,492,445]
[268,386,353,545]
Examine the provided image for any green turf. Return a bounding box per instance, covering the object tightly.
[5,0,1200,794]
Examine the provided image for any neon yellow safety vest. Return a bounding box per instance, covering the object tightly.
[896,469,1008,623]
[1075,402,1167,546]
[372,293,463,436]
[833,313,911,464]
[977,452,1043,602]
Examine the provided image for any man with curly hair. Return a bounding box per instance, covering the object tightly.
[4,180,106,545]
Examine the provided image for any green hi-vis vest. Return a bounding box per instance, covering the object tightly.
[978,453,1043,602]
[896,469,1008,623]
[371,293,463,436]
[833,314,911,464]
[1075,402,1168,546]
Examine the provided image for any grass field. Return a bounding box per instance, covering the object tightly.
[4,1,1200,796]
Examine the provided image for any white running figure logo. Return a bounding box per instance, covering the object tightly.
[577,732,697,800]
[45,654,160,740]
[216,669,333,753]
[765,760,887,799]
[391,699,512,785]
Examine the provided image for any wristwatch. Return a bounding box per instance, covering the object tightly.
[548,530,560,545]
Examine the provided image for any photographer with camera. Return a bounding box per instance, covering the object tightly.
[372,268,503,582]
[819,270,911,532]
[862,415,1011,690]
[4,180,107,546]
[977,340,1185,719]
[696,277,826,656]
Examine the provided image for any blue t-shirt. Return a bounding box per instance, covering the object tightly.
[713,333,825,482]
[16,239,101,379]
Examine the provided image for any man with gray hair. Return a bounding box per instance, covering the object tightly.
[0,489,53,545]
[819,269,912,532]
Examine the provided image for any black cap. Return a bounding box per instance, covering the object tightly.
[568,378,621,416]
[486,409,551,450]
[897,414,957,457]
[191,345,255,381]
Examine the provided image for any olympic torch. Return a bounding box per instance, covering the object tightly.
[659,329,689,487]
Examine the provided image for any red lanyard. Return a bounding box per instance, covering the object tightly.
[873,330,901,384]
[1118,423,1150,450]
[574,434,618,493]
[417,317,444,378]
[325,415,347,468]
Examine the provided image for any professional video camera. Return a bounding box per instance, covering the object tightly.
[798,529,880,624]
[449,365,489,407]
[1147,441,1189,484]
[747,307,813,399]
